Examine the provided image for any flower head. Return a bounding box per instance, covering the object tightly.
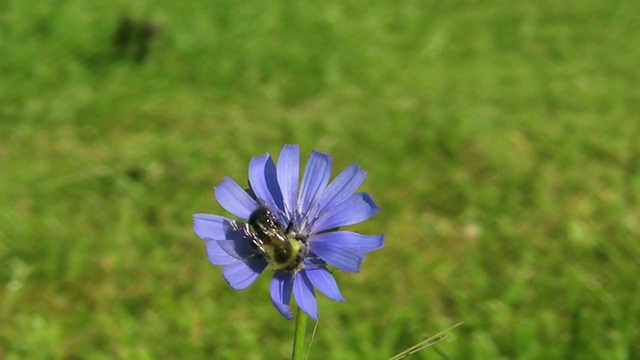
[193,144,384,320]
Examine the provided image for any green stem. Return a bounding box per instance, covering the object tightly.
[291,306,308,360]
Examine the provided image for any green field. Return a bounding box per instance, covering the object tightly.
[2,1,640,359]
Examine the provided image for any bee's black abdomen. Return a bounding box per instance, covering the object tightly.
[273,246,291,263]
[248,205,281,238]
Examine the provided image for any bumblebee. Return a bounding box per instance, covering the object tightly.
[243,201,304,272]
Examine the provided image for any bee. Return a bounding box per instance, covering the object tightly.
[240,201,304,272]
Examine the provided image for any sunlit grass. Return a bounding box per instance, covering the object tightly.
[1,1,639,358]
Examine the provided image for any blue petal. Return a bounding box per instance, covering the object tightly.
[193,214,230,240]
[270,272,294,320]
[310,231,384,254]
[214,177,257,220]
[304,266,345,302]
[205,240,237,266]
[310,241,364,273]
[298,151,332,219]
[315,163,366,217]
[222,260,266,290]
[293,272,318,320]
[311,192,379,233]
[249,154,285,217]
[277,145,300,220]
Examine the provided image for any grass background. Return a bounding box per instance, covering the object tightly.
[1,1,639,359]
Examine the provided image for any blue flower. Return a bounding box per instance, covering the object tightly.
[193,144,384,320]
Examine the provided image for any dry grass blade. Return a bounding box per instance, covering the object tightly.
[388,322,463,360]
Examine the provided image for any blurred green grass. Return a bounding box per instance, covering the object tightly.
[1,1,640,359]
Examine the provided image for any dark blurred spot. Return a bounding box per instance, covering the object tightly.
[113,16,135,56]
[125,166,146,182]
[112,15,161,63]
[145,207,159,226]
[594,247,610,263]
[135,21,160,62]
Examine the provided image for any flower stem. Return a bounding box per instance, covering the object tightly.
[291,306,308,360]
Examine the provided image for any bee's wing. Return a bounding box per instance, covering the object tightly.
[229,220,266,252]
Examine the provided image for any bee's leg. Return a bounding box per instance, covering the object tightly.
[285,220,297,237]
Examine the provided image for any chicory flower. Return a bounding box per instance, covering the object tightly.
[193,144,384,320]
